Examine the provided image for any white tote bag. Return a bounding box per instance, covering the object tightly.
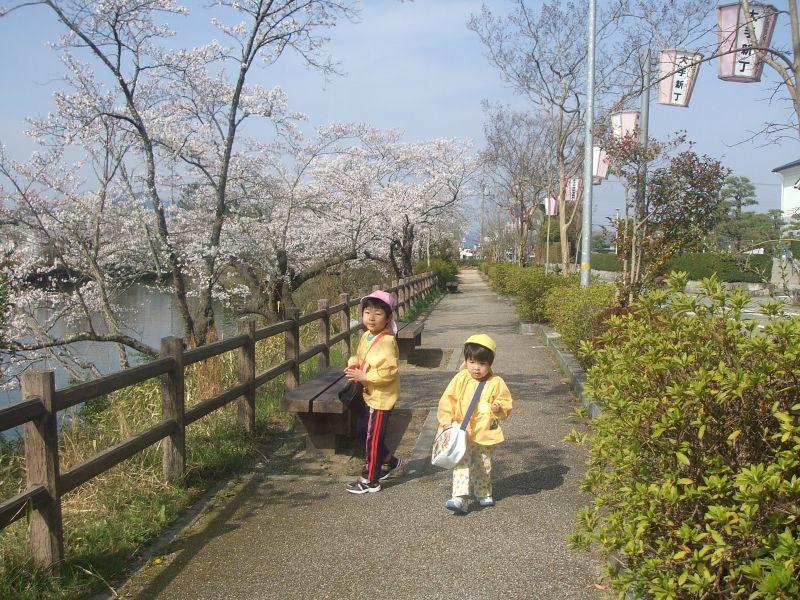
[431,423,467,468]
[431,379,486,469]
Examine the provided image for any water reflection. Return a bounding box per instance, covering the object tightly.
[1,284,237,409]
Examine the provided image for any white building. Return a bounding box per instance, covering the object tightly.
[773,158,800,220]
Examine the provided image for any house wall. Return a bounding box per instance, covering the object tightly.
[776,163,800,219]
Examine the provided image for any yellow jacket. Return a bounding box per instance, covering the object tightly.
[437,369,512,446]
[351,330,399,411]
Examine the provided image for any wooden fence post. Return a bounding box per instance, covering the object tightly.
[237,319,256,435]
[391,280,399,318]
[22,370,63,572]
[398,278,407,320]
[318,299,330,370]
[284,308,300,390]
[339,293,351,358]
[160,336,185,484]
[356,289,367,330]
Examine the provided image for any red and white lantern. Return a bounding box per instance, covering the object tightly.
[566,178,583,203]
[717,3,777,82]
[542,197,558,216]
[610,111,639,139]
[592,147,610,183]
[658,49,703,107]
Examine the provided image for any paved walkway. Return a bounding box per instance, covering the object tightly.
[122,269,603,599]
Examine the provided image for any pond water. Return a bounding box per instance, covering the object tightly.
[1,284,238,414]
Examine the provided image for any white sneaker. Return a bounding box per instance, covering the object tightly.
[477,496,495,507]
[445,497,467,513]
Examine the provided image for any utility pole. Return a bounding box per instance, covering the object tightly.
[580,0,597,288]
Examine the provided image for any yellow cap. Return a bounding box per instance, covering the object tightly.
[464,334,496,354]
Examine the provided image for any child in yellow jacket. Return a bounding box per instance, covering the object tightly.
[436,334,512,512]
[343,290,402,494]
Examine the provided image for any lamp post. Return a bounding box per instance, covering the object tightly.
[580,0,597,288]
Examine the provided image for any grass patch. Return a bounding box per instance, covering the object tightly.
[401,289,442,322]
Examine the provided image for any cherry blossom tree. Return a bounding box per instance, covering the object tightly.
[1,0,358,348]
[356,133,478,277]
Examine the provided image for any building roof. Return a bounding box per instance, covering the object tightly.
[773,158,800,173]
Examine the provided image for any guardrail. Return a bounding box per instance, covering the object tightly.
[0,273,437,570]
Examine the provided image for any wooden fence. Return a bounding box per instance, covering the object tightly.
[0,273,437,570]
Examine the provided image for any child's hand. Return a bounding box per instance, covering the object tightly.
[491,402,501,413]
[344,366,365,383]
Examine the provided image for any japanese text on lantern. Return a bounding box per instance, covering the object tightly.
[716,3,777,82]
[658,49,702,107]
[566,178,582,203]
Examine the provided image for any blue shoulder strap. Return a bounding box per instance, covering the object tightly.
[459,379,487,431]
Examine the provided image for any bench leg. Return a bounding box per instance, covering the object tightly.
[296,412,359,455]
[397,339,415,363]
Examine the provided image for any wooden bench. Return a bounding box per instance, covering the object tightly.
[446,281,458,293]
[396,320,424,362]
[279,367,358,454]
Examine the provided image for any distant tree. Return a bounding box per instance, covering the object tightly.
[638,152,728,284]
[469,0,711,274]
[734,212,784,252]
[715,175,759,251]
[481,105,553,266]
[720,176,758,219]
[609,145,728,301]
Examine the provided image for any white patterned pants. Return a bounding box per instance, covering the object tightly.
[452,442,494,498]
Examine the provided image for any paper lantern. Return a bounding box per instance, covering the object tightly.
[717,3,777,82]
[566,178,583,203]
[542,197,558,216]
[592,147,609,182]
[610,111,639,138]
[658,49,703,107]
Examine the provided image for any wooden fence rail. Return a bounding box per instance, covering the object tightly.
[0,273,437,570]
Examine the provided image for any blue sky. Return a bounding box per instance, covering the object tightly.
[0,0,796,227]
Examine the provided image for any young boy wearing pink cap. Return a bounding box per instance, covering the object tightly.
[436,334,513,512]
[344,290,403,494]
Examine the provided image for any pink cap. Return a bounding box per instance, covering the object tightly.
[361,290,398,335]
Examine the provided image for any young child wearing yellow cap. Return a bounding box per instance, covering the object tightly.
[436,334,513,513]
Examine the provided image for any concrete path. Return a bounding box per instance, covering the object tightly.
[123,269,604,599]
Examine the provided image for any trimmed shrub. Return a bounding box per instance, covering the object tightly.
[414,257,457,287]
[662,252,772,283]
[572,273,800,598]
[515,267,576,323]
[485,263,521,296]
[544,281,616,364]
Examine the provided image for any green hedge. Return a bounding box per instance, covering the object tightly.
[591,253,623,272]
[573,273,800,597]
[414,257,458,286]
[662,252,772,283]
[482,263,578,323]
[544,282,616,364]
[583,252,773,281]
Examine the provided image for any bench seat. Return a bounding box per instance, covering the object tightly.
[395,321,424,361]
[280,367,358,454]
